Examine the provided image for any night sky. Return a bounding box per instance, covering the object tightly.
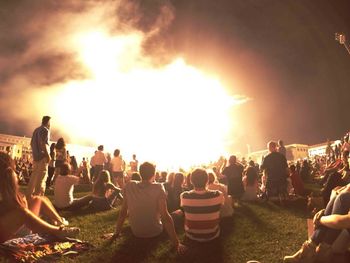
[0,0,349,153]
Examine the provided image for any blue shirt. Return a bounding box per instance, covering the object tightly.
[31,125,50,161]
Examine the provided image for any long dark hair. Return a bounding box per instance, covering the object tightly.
[55,138,66,150]
[0,152,26,208]
[173,173,184,192]
[245,166,258,186]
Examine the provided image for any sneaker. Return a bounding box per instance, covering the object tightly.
[283,240,317,263]
[55,226,80,239]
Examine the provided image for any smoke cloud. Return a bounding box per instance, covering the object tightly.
[0,0,178,138]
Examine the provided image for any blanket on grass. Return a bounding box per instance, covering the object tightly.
[0,233,93,262]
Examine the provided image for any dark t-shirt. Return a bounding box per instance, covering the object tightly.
[222,163,244,198]
[261,152,288,182]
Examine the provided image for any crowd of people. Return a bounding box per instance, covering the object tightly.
[0,116,349,262]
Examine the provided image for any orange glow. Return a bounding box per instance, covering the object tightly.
[33,29,248,169]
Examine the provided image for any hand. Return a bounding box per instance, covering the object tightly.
[313,209,325,227]
[109,232,119,242]
[176,243,187,255]
[101,232,119,242]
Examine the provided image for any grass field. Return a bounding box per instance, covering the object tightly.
[2,187,311,263]
[55,192,309,263]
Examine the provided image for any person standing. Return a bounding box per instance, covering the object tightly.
[129,154,138,173]
[45,142,56,189]
[54,137,67,176]
[90,145,107,182]
[26,116,51,197]
[260,141,288,203]
[110,149,125,188]
[278,140,287,157]
[221,155,245,203]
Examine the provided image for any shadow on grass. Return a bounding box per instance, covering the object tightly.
[108,228,169,263]
[250,198,308,219]
[106,215,232,263]
[60,206,118,224]
[236,203,271,231]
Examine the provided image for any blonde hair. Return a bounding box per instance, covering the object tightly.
[207,169,218,184]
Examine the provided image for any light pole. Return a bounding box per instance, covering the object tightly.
[335,33,350,55]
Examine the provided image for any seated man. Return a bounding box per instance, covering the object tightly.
[54,162,93,210]
[284,184,350,262]
[181,168,224,242]
[111,162,185,254]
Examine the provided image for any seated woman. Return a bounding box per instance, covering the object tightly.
[130,172,141,181]
[54,162,93,211]
[90,170,122,211]
[0,152,79,243]
[241,165,259,201]
[207,170,233,217]
[166,173,185,213]
[284,184,350,262]
[289,164,306,196]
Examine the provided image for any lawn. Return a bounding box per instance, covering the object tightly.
[57,193,308,263]
[3,187,310,263]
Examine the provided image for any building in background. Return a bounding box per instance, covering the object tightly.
[0,133,95,163]
[308,140,341,158]
[248,143,309,164]
[0,133,31,159]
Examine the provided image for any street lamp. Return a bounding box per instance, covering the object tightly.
[335,33,350,55]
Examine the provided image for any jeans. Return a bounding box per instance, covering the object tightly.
[311,191,350,245]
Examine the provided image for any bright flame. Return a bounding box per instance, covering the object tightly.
[37,29,247,170]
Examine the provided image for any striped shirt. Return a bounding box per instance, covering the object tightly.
[180,189,224,242]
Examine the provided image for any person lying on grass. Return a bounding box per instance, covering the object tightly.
[0,152,80,243]
[110,162,186,254]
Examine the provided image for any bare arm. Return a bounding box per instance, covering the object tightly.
[158,196,185,253]
[220,159,227,175]
[319,212,350,229]
[106,182,120,192]
[114,196,128,236]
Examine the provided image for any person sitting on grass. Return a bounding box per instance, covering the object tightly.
[90,170,122,211]
[0,152,79,243]
[284,183,350,263]
[166,172,185,213]
[241,162,259,201]
[53,162,93,211]
[130,172,141,181]
[207,169,233,217]
[110,162,186,254]
[289,164,306,196]
[181,168,224,242]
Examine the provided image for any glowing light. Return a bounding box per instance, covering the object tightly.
[37,29,248,169]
